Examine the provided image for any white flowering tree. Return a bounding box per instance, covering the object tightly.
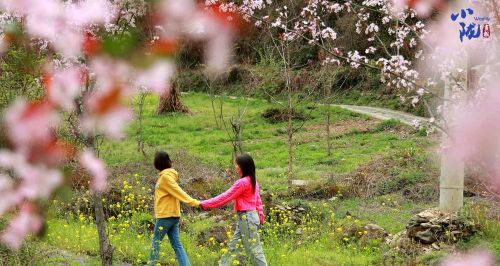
[213,0,500,210]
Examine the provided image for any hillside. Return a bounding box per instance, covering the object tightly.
[7,92,496,266]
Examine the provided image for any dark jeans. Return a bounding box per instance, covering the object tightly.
[148,217,190,266]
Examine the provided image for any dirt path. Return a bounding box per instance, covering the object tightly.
[182,92,428,126]
[332,104,427,126]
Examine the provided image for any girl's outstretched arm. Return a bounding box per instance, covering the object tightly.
[201,179,245,209]
[161,173,200,207]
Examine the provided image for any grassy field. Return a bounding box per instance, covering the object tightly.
[101,92,432,192]
[4,92,497,266]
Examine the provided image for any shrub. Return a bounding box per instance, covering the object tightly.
[262,108,309,123]
[131,212,154,234]
[374,119,402,132]
[378,170,425,195]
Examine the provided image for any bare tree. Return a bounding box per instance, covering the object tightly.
[222,106,247,162]
[204,77,226,129]
[136,91,147,157]
[70,80,114,266]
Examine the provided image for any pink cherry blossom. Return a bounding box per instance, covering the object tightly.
[157,1,237,74]
[82,106,134,140]
[45,67,84,111]
[0,150,63,199]
[135,60,175,94]
[205,27,233,74]
[391,0,444,17]
[0,174,21,216]
[441,249,495,266]
[80,58,135,139]
[18,165,63,200]
[446,85,500,193]
[65,0,110,27]
[4,99,59,152]
[79,149,108,192]
[0,0,114,56]
[0,203,43,249]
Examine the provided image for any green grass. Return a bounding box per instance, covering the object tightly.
[39,195,429,266]
[40,195,499,266]
[100,92,431,193]
[15,92,497,265]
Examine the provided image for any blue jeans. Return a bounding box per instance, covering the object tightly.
[148,217,190,266]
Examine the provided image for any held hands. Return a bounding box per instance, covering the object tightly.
[199,202,208,211]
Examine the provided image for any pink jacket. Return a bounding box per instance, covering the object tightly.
[201,176,265,223]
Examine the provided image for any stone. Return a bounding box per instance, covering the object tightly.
[417,209,443,220]
[420,223,442,230]
[197,213,209,219]
[406,208,477,245]
[414,230,435,244]
[411,216,429,224]
[291,180,307,187]
[364,223,388,238]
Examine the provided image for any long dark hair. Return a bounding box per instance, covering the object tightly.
[154,151,172,171]
[236,154,256,192]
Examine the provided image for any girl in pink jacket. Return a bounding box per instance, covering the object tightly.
[200,154,267,266]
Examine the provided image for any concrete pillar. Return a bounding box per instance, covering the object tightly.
[439,77,465,213]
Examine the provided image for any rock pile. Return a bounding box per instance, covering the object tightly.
[406,209,477,245]
[275,204,307,223]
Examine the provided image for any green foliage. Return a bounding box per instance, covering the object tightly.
[0,46,44,110]
[416,127,428,137]
[374,119,402,132]
[261,107,309,123]
[102,28,142,59]
[378,170,425,195]
[176,70,207,92]
[256,47,281,67]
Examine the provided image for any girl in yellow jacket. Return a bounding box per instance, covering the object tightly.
[148,151,200,266]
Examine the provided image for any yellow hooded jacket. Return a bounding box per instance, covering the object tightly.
[154,168,199,218]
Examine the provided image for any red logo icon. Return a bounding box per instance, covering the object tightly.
[483,24,491,38]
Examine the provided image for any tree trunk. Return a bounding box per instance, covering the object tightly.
[287,87,294,180]
[92,191,114,265]
[84,137,114,266]
[156,82,189,115]
[137,92,147,157]
[326,108,332,157]
[230,116,243,158]
[75,71,114,266]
